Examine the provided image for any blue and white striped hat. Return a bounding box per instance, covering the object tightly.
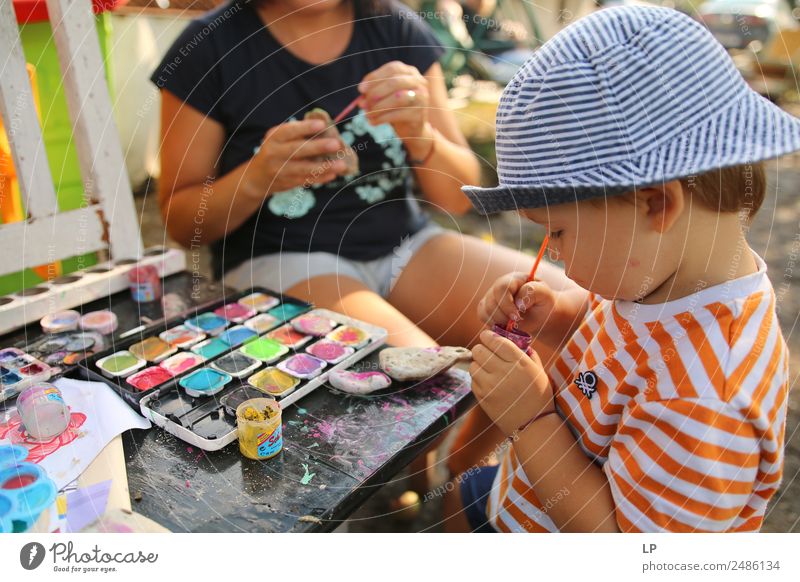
[463,6,800,214]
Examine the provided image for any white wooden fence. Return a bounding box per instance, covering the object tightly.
[0,0,143,276]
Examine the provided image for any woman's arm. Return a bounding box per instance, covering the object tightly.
[407,63,480,215]
[158,91,258,247]
[158,91,348,247]
[359,61,480,216]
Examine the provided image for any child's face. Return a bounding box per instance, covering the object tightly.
[521,193,682,301]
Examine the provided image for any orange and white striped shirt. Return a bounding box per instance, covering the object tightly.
[487,252,790,532]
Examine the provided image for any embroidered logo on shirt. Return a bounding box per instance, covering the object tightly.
[574,370,598,399]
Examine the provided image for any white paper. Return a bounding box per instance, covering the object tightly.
[0,377,150,490]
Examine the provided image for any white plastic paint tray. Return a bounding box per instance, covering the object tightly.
[137,309,388,451]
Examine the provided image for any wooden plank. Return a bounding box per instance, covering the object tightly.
[45,0,144,260]
[0,0,60,219]
[0,206,106,274]
[0,248,187,333]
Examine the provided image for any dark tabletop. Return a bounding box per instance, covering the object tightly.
[2,272,475,532]
[124,365,472,532]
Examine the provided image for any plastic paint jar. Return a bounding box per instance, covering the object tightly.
[492,323,533,355]
[236,398,282,460]
[40,310,81,334]
[16,383,70,441]
[0,445,28,470]
[128,265,162,303]
[80,310,118,335]
[0,492,13,533]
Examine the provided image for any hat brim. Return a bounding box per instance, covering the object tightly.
[463,89,800,215]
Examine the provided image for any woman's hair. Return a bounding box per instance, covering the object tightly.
[680,162,767,217]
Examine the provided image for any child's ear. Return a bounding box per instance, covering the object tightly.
[637,180,685,234]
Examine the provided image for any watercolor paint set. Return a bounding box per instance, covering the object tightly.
[0,444,58,533]
[77,288,312,409]
[76,287,387,450]
[135,308,387,450]
[0,348,54,403]
[21,330,107,373]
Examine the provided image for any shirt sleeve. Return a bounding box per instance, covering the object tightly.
[603,397,767,532]
[389,1,446,74]
[149,18,225,123]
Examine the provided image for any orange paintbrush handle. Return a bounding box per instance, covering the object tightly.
[506,234,550,332]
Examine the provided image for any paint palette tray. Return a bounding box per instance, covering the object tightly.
[23,331,107,372]
[136,308,387,451]
[0,348,54,403]
[78,287,312,409]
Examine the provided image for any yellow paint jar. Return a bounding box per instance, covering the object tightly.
[236,398,282,460]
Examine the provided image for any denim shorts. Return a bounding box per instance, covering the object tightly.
[459,465,499,533]
[224,223,445,299]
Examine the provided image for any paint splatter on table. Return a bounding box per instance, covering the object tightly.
[123,354,472,532]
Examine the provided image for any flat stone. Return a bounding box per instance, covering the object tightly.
[379,346,472,382]
[304,109,359,174]
[328,370,392,395]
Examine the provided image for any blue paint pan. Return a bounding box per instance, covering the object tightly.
[219,325,258,348]
[179,368,232,398]
[185,313,229,335]
[0,458,56,532]
[267,303,306,322]
[191,338,229,359]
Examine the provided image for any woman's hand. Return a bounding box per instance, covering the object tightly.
[470,330,555,437]
[358,61,434,160]
[243,119,350,199]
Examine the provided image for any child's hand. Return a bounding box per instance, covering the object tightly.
[469,330,555,437]
[477,272,558,336]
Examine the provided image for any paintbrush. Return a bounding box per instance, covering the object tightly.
[506,234,550,332]
[332,95,364,124]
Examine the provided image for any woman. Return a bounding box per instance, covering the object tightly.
[153,0,577,477]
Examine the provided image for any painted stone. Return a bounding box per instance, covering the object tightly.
[328,369,392,395]
[304,108,359,174]
[379,346,472,381]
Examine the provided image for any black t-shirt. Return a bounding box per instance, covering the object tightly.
[151,0,445,279]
